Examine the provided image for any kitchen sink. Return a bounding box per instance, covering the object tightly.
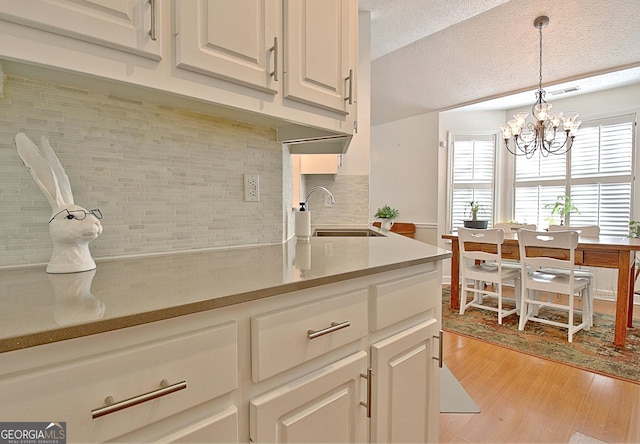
[313,229,386,237]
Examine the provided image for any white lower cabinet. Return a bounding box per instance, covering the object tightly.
[157,405,240,443]
[0,318,239,443]
[250,351,368,443]
[249,263,442,443]
[0,262,442,443]
[370,319,440,443]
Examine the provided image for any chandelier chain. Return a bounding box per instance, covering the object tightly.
[500,15,580,157]
[539,24,543,93]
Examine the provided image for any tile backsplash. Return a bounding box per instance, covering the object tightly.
[0,73,289,268]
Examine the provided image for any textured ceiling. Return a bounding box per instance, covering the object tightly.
[359,0,511,60]
[359,0,640,125]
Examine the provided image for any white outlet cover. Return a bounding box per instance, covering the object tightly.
[244,174,260,202]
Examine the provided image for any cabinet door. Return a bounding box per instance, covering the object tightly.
[175,0,280,94]
[0,0,161,60]
[284,0,356,114]
[250,351,367,443]
[371,319,440,443]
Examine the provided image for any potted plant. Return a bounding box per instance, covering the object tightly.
[545,195,579,226]
[463,201,488,229]
[374,205,399,230]
[630,220,640,239]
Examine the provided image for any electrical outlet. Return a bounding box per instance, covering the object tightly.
[244,174,260,202]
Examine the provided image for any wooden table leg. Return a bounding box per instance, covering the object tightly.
[450,239,460,311]
[614,251,632,347]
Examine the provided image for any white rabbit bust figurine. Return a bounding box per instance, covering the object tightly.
[15,133,103,274]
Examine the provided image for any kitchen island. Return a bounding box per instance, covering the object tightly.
[0,228,450,443]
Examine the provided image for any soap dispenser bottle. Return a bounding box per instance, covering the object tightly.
[295,202,311,241]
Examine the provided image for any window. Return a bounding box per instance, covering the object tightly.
[450,134,496,231]
[514,114,635,235]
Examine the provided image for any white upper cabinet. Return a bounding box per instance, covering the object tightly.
[0,0,358,150]
[284,0,356,115]
[175,0,357,116]
[175,0,280,94]
[0,0,162,60]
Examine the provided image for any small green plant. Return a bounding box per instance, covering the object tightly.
[374,205,399,220]
[545,195,579,225]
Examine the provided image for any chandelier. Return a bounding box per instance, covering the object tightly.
[501,16,581,158]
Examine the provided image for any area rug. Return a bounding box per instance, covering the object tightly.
[442,287,640,384]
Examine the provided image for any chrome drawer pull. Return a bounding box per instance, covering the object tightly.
[269,36,278,81]
[92,379,187,419]
[307,321,351,340]
[433,330,443,368]
[148,0,157,41]
[360,368,373,418]
[344,69,353,104]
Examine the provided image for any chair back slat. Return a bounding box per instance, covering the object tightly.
[548,225,600,237]
[494,223,537,233]
[459,228,504,263]
[518,229,578,292]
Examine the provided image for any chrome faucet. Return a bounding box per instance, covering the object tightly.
[305,186,336,210]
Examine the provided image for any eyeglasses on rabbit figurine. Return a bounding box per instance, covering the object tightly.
[15,132,103,274]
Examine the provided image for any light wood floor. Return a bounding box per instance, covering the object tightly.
[441,297,640,443]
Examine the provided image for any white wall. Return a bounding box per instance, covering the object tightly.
[369,112,439,223]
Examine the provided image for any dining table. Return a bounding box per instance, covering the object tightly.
[443,231,640,347]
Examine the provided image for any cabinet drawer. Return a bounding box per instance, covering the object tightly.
[251,289,367,382]
[0,321,237,443]
[369,269,440,331]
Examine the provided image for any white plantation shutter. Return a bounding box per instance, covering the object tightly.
[514,185,565,228]
[450,134,496,231]
[514,114,635,235]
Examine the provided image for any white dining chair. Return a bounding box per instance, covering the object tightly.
[493,223,537,276]
[544,224,599,326]
[517,229,593,342]
[458,227,520,324]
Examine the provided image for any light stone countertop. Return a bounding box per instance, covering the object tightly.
[0,227,451,353]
